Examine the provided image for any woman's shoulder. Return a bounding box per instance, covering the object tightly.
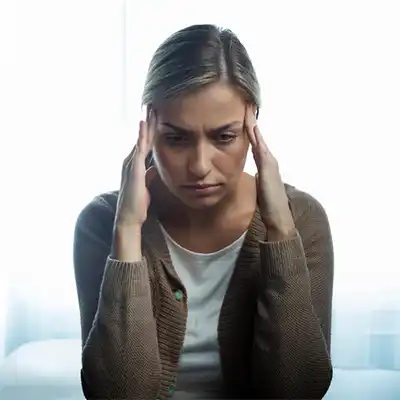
[75,190,119,244]
[284,183,330,228]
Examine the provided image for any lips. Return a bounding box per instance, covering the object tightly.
[180,183,223,195]
[182,183,221,189]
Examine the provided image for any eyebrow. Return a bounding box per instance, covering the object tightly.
[160,121,243,134]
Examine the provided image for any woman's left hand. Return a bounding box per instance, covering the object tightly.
[245,106,296,241]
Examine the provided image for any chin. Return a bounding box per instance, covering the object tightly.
[177,192,226,210]
[182,198,221,209]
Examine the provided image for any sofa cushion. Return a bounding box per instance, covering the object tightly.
[326,368,400,399]
[0,339,84,399]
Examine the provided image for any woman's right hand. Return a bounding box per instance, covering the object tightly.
[115,112,157,229]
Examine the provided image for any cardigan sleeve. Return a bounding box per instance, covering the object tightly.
[252,191,334,399]
[73,198,162,399]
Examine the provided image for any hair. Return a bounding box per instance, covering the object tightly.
[142,24,261,168]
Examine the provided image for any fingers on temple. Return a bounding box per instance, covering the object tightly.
[245,105,258,148]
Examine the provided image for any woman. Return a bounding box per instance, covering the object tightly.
[73,24,334,399]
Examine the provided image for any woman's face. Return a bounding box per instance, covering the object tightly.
[152,81,251,209]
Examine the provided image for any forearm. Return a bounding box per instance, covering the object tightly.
[253,234,332,399]
[111,224,143,262]
[81,256,162,399]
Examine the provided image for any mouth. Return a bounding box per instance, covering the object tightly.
[181,183,223,194]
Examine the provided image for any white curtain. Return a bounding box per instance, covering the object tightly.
[1,1,399,399]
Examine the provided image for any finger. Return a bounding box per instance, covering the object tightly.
[146,109,156,152]
[144,106,151,149]
[254,125,266,150]
[123,145,136,170]
[245,105,257,148]
[124,116,154,177]
[126,124,146,181]
[254,124,274,157]
[137,120,147,155]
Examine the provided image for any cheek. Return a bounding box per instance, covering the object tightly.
[152,146,183,180]
[231,137,250,163]
[215,141,249,174]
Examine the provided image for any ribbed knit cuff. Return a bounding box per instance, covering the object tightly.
[100,256,151,302]
[259,231,307,277]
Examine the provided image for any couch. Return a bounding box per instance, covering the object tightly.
[1,287,399,399]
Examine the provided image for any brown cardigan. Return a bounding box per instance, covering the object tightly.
[73,184,334,399]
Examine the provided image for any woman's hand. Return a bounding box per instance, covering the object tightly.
[115,112,157,229]
[245,106,296,241]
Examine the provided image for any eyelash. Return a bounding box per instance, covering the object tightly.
[164,133,237,146]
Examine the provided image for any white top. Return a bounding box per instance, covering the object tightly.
[160,225,247,398]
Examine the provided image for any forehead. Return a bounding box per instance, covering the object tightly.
[157,82,247,129]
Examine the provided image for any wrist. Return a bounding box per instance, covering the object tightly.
[113,222,142,236]
[263,216,296,241]
[266,226,297,242]
[111,224,143,262]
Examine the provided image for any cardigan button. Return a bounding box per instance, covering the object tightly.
[174,289,183,301]
[169,383,175,393]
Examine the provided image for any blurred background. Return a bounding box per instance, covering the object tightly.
[0,1,399,398]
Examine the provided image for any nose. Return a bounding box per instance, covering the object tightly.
[187,142,212,180]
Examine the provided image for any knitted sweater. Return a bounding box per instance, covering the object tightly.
[73,184,334,399]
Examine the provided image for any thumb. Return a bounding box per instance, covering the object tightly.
[145,166,158,189]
